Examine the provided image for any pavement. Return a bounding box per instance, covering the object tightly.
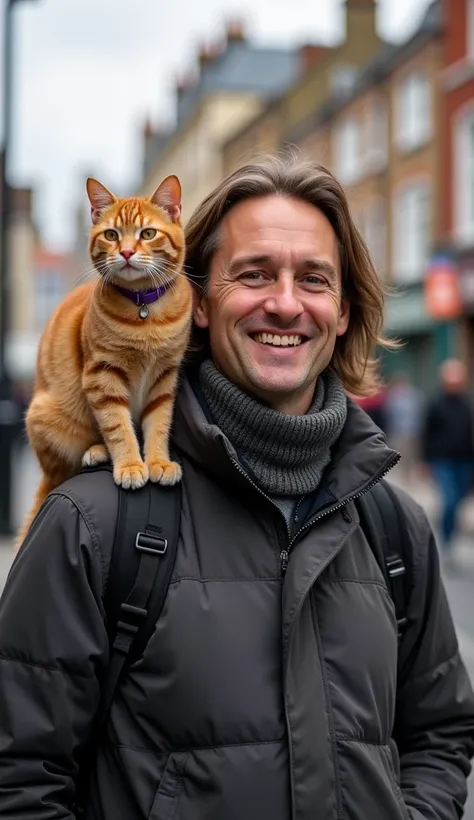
[2,450,474,814]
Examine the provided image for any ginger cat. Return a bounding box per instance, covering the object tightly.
[18,174,192,546]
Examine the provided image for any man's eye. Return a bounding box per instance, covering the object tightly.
[241,271,265,281]
[304,275,326,286]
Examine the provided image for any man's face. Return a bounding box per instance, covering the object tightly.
[194,195,350,414]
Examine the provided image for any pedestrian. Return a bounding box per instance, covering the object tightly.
[421,358,474,561]
[352,383,388,432]
[385,372,423,482]
[1,156,473,819]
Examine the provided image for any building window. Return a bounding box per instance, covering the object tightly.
[330,64,358,96]
[393,182,431,283]
[395,72,431,152]
[364,98,388,173]
[35,270,65,331]
[468,0,474,59]
[454,108,474,241]
[363,199,387,277]
[334,117,361,184]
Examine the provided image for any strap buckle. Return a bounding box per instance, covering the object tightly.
[385,555,405,579]
[135,532,168,555]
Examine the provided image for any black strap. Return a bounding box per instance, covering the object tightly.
[72,472,181,813]
[99,477,181,723]
[356,480,412,642]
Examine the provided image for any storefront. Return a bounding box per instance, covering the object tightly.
[382,282,458,396]
[456,255,474,398]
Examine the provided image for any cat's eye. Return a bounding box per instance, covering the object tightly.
[104,229,119,241]
[141,228,157,240]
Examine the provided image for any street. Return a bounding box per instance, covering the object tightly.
[1,448,474,815]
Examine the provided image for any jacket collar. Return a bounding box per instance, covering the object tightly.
[173,373,399,505]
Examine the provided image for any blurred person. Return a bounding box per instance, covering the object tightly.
[352,383,387,432]
[422,359,474,557]
[385,372,423,482]
[0,157,473,820]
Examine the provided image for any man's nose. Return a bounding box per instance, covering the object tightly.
[263,281,304,322]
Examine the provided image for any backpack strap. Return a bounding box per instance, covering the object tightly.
[98,476,181,725]
[356,480,412,643]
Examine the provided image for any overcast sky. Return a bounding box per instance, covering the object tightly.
[1,0,433,252]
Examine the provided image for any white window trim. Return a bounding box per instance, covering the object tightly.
[392,180,431,284]
[394,72,432,154]
[333,117,361,185]
[454,104,474,243]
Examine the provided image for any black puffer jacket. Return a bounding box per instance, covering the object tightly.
[0,380,473,820]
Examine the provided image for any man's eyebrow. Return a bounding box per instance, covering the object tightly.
[301,259,337,281]
[228,255,271,274]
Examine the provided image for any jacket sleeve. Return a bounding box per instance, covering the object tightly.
[393,497,474,819]
[0,493,109,818]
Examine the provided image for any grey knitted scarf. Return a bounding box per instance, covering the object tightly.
[199,359,348,496]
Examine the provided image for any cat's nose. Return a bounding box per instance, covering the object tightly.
[120,249,135,261]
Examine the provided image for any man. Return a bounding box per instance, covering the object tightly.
[422,359,474,558]
[0,156,473,819]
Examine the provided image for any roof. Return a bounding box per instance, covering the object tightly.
[176,40,303,127]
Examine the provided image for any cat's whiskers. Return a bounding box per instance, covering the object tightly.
[74,261,107,286]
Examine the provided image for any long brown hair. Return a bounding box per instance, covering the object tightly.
[185,153,394,396]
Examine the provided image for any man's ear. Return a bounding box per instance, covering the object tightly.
[193,288,210,329]
[337,298,350,336]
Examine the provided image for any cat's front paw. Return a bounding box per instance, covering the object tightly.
[113,460,149,490]
[147,459,182,486]
[82,444,109,468]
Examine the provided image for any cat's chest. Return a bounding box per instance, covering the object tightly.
[130,368,154,425]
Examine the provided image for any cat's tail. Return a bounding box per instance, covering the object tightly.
[16,473,60,549]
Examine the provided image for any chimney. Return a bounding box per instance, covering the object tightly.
[143,118,154,139]
[345,0,377,39]
[197,42,221,71]
[225,19,246,43]
[298,44,331,76]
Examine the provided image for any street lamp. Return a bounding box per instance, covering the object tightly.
[0,0,40,536]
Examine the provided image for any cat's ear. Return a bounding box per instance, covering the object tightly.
[86,178,117,224]
[149,175,182,223]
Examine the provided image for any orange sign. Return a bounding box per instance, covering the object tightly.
[425,259,461,320]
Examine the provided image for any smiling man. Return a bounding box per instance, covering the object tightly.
[1,156,474,820]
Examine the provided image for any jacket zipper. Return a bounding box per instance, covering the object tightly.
[230,458,292,544]
[231,453,401,575]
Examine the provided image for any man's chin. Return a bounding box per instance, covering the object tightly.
[245,371,311,402]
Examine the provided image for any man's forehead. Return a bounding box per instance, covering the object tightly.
[219,194,334,234]
[215,196,340,274]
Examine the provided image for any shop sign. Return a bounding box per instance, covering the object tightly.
[424,255,461,320]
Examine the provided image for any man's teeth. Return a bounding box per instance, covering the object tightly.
[253,332,303,347]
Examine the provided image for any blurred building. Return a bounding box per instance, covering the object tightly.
[223,0,445,393]
[442,0,474,386]
[223,0,384,172]
[33,247,72,335]
[140,20,328,221]
[0,153,38,385]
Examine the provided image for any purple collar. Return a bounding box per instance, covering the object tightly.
[113,283,167,305]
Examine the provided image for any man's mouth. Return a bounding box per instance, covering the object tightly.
[251,332,306,348]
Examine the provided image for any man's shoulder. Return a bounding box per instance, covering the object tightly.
[50,468,120,552]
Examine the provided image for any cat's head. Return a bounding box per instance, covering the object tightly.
[86,175,185,289]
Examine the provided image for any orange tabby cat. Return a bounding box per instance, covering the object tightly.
[18,174,192,546]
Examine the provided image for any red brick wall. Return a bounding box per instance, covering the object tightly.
[445,0,468,66]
